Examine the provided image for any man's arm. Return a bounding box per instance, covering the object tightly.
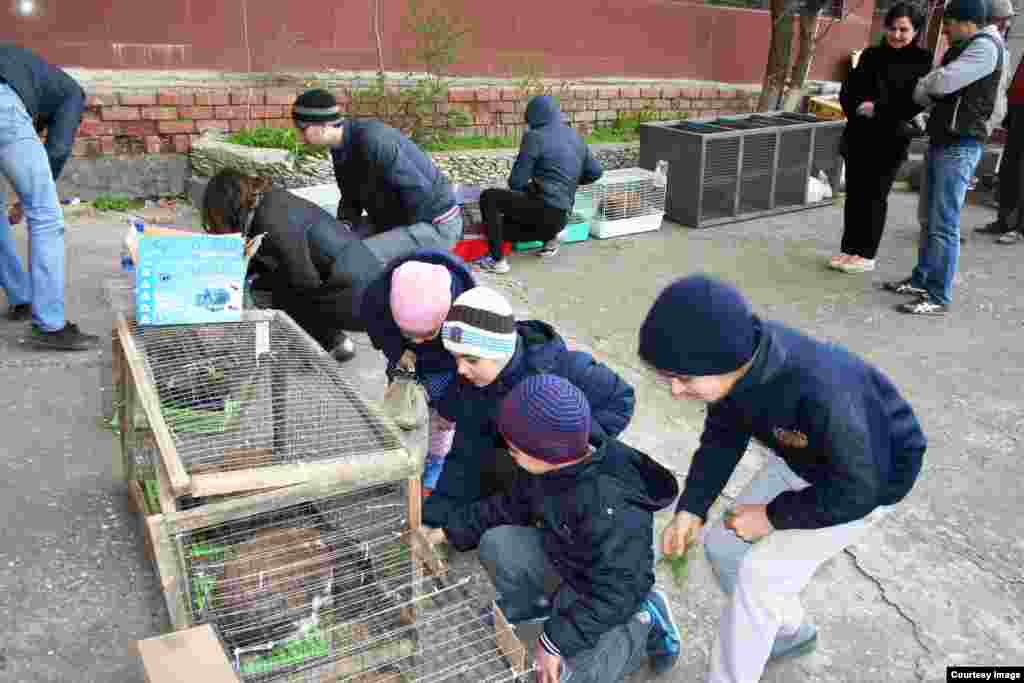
[42,89,86,181]
[915,36,999,107]
[508,132,541,193]
[676,402,751,520]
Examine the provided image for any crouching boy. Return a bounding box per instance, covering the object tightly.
[426,374,681,683]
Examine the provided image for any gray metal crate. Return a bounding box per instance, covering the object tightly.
[639,112,845,228]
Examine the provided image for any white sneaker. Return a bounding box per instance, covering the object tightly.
[475,256,511,274]
[837,256,875,273]
[538,240,560,258]
[828,253,851,270]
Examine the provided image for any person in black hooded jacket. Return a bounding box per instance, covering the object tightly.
[831,2,932,274]
[476,95,603,274]
[202,169,383,362]
[422,286,635,528]
[426,374,681,683]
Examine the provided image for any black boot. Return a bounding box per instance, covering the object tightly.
[28,322,100,351]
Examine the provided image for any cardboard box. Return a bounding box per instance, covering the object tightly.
[137,624,239,683]
[135,233,245,326]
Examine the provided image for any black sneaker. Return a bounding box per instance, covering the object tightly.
[28,322,100,351]
[6,303,31,321]
[975,220,1012,235]
[882,279,927,297]
[898,295,948,316]
[329,331,356,363]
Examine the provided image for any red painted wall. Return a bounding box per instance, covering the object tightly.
[2,0,875,83]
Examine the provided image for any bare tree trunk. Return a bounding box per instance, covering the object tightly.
[373,0,385,75]
[782,10,821,111]
[759,0,794,111]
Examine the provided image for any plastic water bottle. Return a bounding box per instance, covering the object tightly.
[121,217,144,272]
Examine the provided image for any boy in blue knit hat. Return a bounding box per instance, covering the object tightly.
[426,374,681,683]
[638,274,927,683]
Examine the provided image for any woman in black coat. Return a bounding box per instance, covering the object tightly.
[832,2,932,274]
[202,169,384,362]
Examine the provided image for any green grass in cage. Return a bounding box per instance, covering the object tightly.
[237,630,330,675]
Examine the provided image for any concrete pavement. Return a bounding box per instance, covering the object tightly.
[0,190,1021,682]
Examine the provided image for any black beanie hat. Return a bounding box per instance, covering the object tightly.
[292,89,341,127]
[638,275,757,377]
[944,0,990,24]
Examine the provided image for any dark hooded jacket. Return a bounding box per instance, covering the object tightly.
[444,438,678,660]
[0,44,85,180]
[508,96,603,211]
[423,320,635,526]
[330,119,456,231]
[361,249,476,401]
[249,188,384,344]
[676,319,927,530]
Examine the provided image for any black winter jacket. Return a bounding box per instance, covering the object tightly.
[0,44,85,180]
[444,438,678,659]
[676,319,926,530]
[330,119,456,231]
[361,249,475,401]
[839,42,932,169]
[508,96,603,210]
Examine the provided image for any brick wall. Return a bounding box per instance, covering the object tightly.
[71,83,761,159]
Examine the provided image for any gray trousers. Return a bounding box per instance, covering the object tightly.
[362,212,463,265]
[478,525,651,683]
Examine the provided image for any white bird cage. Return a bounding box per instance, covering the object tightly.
[590,167,666,239]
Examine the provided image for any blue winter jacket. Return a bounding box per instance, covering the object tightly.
[0,44,85,180]
[508,96,603,211]
[444,438,678,659]
[677,319,927,529]
[424,320,636,527]
[331,119,456,231]
[361,249,476,401]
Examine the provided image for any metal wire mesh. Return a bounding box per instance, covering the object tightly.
[172,484,531,682]
[123,310,404,477]
[595,168,666,221]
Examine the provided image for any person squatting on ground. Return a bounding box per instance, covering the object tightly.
[638,275,926,683]
[0,44,98,350]
[202,169,383,362]
[895,0,1004,315]
[975,0,1024,244]
[475,95,603,274]
[420,286,635,528]
[291,89,463,266]
[832,2,932,274]
[425,374,682,683]
[360,249,477,492]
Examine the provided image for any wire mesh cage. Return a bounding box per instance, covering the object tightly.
[114,308,416,503]
[163,483,531,683]
[590,168,666,239]
[638,112,845,228]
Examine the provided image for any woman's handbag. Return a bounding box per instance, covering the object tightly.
[380,368,429,430]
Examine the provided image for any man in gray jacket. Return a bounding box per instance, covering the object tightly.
[888,0,1003,315]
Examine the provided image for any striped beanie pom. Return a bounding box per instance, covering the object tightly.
[498,374,591,464]
[292,89,341,127]
[441,287,517,359]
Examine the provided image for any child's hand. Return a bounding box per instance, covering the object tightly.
[399,350,417,371]
[7,203,23,225]
[724,504,773,543]
[661,511,703,558]
[534,640,563,683]
[423,526,447,546]
[856,101,876,118]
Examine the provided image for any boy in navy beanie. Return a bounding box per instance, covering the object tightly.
[638,274,927,683]
[427,374,681,683]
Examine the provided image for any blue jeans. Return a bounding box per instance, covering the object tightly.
[913,140,983,305]
[478,525,651,683]
[0,83,66,331]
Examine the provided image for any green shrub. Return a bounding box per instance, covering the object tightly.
[92,194,143,212]
[227,127,326,158]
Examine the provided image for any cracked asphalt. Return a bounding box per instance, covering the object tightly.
[0,190,1021,682]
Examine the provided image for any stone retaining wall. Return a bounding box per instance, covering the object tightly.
[70,81,759,159]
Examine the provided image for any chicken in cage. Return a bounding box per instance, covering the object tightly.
[591,167,666,239]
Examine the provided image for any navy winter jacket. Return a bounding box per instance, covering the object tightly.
[361,249,475,401]
[424,320,635,527]
[677,320,927,529]
[444,438,678,659]
[0,44,85,180]
[508,96,603,211]
[330,119,456,231]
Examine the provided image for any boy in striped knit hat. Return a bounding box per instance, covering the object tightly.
[426,374,681,683]
[423,286,636,528]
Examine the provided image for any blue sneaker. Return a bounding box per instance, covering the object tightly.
[422,454,445,490]
[769,623,817,660]
[642,589,681,675]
